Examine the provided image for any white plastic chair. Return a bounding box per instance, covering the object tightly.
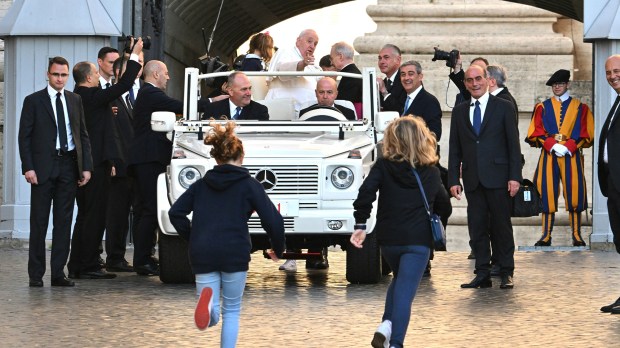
[255,98,296,121]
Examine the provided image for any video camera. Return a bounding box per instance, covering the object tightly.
[198,54,229,89]
[432,47,459,69]
[119,35,152,53]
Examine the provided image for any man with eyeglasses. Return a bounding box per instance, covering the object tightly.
[18,56,93,287]
[525,69,595,247]
[67,38,144,280]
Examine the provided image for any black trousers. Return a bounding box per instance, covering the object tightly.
[131,162,165,267]
[105,175,139,264]
[466,186,515,277]
[607,175,620,254]
[28,155,78,281]
[68,164,109,273]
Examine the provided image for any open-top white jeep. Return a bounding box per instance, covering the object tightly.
[153,68,398,284]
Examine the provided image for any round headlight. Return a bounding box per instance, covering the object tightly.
[331,166,354,189]
[179,167,201,189]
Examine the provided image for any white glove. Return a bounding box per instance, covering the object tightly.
[551,143,569,157]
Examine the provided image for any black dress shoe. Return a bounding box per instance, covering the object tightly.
[467,251,476,259]
[500,275,514,289]
[305,259,329,270]
[490,264,501,277]
[51,277,75,287]
[80,269,117,279]
[461,274,492,288]
[611,307,620,314]
[135,263,160,276]
[600,297,620,313]
[573,240,586,247]
[534,238,551,246]
[106,260,134,272]
[29,279,43,287]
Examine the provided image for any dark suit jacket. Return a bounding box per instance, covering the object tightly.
[447,94,522,192]
[400,87,443,140]
[18,88,93,183]
[107,96,134,177]
[599,96,620,197]
[381,70,407,112]
[299,103,356,121]
[496,87,519,126]
[74,60,141,166]
[202,99,269,121]
[130,83,210,165]
[337,63,362,103]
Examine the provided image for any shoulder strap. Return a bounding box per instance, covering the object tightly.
[411,168,431,217]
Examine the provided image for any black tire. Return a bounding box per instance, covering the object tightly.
[346,232,382,284]
[158,229,194,284]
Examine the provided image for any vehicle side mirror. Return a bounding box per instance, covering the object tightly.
[375,111,399,133]
[151,111,176,132]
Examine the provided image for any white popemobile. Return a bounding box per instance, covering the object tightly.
[152,68,398,284]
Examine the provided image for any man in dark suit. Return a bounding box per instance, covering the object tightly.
[130,60,214,276]
[487,65,519,124]
[386,60,442,140]
[448,65,522,289]
[330,41,362,117]
[599,54,620,314]
[299,77,356,121]
[377,44,406,112]
[102,56,140,273]
[18,56,93,287]
[67,39,143,280]
[202,72,269,121]
[449,55,489,106]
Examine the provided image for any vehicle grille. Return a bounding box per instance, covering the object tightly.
[248,217,295,232]
[245,165,319,195]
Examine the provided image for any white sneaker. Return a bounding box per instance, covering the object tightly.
[278,259,297,271]
[371,320,392,348]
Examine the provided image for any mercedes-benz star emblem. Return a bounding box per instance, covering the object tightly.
[255,169,277,190]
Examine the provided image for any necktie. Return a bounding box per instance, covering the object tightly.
[385,78,392,92]
[105,82,111,89]
[128,87,136,107]
[125,94,133,111]
[233,106,241,120]
[403,96,411,116]
[473,100,481,135]
[56,92,68,151]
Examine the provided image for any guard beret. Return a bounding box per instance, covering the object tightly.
[546,69,570,86]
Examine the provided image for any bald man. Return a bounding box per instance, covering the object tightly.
[599,54,620,314]
[129,60,215,276]
[299,77,356,120]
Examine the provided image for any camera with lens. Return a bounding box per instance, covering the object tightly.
[120,35,151,53]
[432,47,459,69]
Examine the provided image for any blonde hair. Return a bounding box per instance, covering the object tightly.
[382,116,438,167]
[204,120,244,163]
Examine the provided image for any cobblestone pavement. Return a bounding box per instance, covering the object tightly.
[1,248,620,347]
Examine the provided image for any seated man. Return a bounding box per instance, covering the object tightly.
[299,77,356,121]
[202,71,269,120]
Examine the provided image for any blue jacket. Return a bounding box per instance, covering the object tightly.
[168,164,285,273]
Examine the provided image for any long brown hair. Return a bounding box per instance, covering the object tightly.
[248,32,274,63]
[204,121,244,164]
[382,116,438,167]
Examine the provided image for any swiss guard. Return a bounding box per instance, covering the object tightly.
[526,69,595,247]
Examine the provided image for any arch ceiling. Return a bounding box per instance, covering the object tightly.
[167,0,583,58]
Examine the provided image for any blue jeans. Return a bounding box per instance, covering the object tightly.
[380,244,431,348]
[196,271,247,348]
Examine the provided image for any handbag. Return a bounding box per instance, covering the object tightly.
[511,179,542,217]
[412,168,447,251]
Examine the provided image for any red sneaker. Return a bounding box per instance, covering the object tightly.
[195,287,213,330]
